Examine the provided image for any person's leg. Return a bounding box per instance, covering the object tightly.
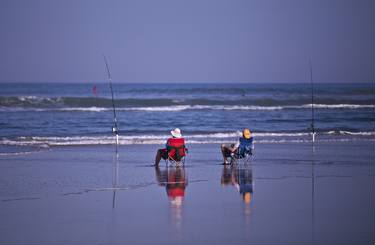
[155,149,163,166]
[155,149,168,166]
[221,144,231,164]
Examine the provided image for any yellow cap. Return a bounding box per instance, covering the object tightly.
[243,128,251,139]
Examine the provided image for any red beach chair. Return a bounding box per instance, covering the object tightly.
[165,138,188,166]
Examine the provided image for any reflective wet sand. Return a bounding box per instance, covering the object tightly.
[1,142,375,245]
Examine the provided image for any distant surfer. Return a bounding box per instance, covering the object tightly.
[220,128,254,165]
[154,128,187,166]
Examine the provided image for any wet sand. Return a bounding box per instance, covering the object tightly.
[1,141,375,245]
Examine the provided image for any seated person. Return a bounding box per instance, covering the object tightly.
[155,128,186,166]
[221,128,254,164]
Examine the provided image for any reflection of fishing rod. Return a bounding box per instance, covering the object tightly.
[103,55,119,148]
[112,152,119,209]
[311,141,315,244]
[309,59,316,143]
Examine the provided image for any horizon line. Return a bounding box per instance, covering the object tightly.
[0,81,374,84]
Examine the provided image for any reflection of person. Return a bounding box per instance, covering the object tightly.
[221,163,253,204]
[234,164,253,204]
[221,128,254,164]
[221,164,234,186]
[154,166,188,206]
[154,128,186,166]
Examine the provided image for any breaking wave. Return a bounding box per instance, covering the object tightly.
[1,131,374,146]
[1,104,375,112]
[1,96,375,111]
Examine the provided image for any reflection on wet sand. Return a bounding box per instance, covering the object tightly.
[221,163,253,218]
[154,166,188,226]
[112,151,119,208]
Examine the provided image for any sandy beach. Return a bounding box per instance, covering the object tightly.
[1,141,375,245]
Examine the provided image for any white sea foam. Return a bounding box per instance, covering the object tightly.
[338,131,375,136]
[191,105,284,110]
[18,96,38,101]
[326,131,375,136]
[253,132,310,137]
[2,130,375,146]
[120,105,191,112]
[59,107,110,112]
[0,149,49,156]
[1,104,374,112]
[3,137,373,146]
[299,104,375,109]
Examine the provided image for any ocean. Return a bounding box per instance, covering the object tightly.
[1,83,375,151]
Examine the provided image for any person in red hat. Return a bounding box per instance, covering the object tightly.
[154,128,186,166]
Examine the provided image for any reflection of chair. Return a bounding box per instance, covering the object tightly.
[165,138,188,166]
[154,165,188,206]
[230,138,253,164]
[221,163,253,204]
[165,166,187,205]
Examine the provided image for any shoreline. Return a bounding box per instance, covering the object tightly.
[1,134,375,153]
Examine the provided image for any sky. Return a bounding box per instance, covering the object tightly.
[0,0,374,83]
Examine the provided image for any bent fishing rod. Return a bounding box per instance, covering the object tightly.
[103,55,119,147]
[103,55,120,208]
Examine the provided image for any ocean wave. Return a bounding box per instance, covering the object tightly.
[2,137,374,146]
[2,131,374,146]
[0,149,48,156]
[327,130,375,136]
[1,96,375,110]
[0,105,283,112]
[1,104,375,112]
[300,104,375,109]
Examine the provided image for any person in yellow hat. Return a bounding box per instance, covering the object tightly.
[220,128,253,164]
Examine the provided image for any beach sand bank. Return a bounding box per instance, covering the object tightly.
[1,141,375,245]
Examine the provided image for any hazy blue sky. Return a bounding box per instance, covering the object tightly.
[0,0,374,83]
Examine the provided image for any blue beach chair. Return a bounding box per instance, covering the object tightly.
[230,137,254,164]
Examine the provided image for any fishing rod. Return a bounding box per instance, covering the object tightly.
[309,59,316,143]
[309,59,316,244]
[103,55,120,208]
[103,55,119,147]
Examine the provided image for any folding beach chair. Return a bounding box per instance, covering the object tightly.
[230,138,254,164]
[165,138,188,166]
